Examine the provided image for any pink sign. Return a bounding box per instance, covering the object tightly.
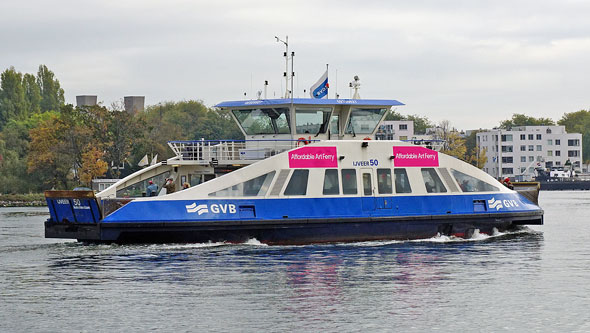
[289,146,338,168]
[393,146,439,167]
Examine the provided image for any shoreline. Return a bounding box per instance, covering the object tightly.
[0,194,46,207]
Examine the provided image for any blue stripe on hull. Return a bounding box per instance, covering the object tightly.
[102,193,540,224]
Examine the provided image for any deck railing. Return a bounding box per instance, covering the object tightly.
[167,139,319,164]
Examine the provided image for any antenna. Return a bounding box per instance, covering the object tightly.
[275,35,294,99]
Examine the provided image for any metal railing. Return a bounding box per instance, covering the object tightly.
[167,139,319,164]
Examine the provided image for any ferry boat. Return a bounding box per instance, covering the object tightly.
[44,98,543,244]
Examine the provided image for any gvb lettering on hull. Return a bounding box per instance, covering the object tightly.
[487,197,520,210]
[185,203,237,215]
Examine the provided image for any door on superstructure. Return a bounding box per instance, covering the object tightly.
[361,168,376,212]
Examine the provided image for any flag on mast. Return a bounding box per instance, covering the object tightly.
[150,154,158,166]
[138,154,149,167]
[310,66,329,99]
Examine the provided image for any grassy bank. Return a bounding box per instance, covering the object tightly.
[0,193,46,207]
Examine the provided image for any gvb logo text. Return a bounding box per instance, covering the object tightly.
[487,197,520,210]
[185,203,237,215]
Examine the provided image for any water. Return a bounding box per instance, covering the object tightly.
[1,191,589,332]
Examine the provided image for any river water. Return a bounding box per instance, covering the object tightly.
[1,191,589,332]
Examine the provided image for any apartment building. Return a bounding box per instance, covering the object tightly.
[375,120,414,140]
[477,126,583,180]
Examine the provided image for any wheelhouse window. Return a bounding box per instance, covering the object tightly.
[323,169,340,195]
[232,108,290,135]
[284,170,309,195]
[345,108,388,135]
[295,108,332,134]
[341,169,357,195]
[451,169,499,192]
[377,169,392,194]
[394,169,412,193]
[209,171,275,197]
[421,168,447,193]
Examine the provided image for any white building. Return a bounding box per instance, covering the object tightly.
[477,125,583,181]
[375,120,414,140]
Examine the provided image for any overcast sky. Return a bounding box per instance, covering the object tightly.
[2,0,589,130]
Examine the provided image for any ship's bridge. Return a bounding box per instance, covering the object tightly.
[216,98,404,143]
[167,98,405,166]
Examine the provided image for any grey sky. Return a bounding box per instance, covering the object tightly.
[2,0,589,130]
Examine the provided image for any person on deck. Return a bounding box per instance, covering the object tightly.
[164,178,176,194]
[146,180,158,196]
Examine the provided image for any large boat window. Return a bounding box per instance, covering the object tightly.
[394,169,412,193]
[209,171,275,197]
[421,168,447,193]
[284,169,309,195]
[451,169,499,192]
[116,171,171,197]
[323,169,340,195]
[377,169,392,194]
[295,108,331,134]
[345,108,387,135]
[232,108,290,135]
[341,169,358,195]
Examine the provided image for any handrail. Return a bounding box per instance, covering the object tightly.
[167,139,320,162]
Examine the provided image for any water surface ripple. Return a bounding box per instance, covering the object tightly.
[1,191,589,332]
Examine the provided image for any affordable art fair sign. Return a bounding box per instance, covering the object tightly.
[289,146,338,168]
[393,146,439,167]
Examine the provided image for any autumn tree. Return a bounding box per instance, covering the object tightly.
[79,147,108,186]
[27,113,74,189]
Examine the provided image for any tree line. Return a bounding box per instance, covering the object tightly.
[0,65,241,194]
[0,65,588,194]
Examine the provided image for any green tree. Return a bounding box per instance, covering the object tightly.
[558,110,590,164]
[37,65,65,113]
[0,67,26,129]
[499,113,555,129]
[23,73,41,115]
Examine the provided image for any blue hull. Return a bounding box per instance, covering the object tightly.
[45,193,543,244]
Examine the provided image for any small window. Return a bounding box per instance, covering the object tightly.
[520,134,526,140]
[377,169,392,194]
[322,169,339,195]
[284,170,309,195]
[362,173,372,195]
[536,145,542,151]
[341,169,357,195]
[394,168,412,193]
[528,134,534,140]
[421,168,447,193]
[555,139,561,145]
[451,169,499,192]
